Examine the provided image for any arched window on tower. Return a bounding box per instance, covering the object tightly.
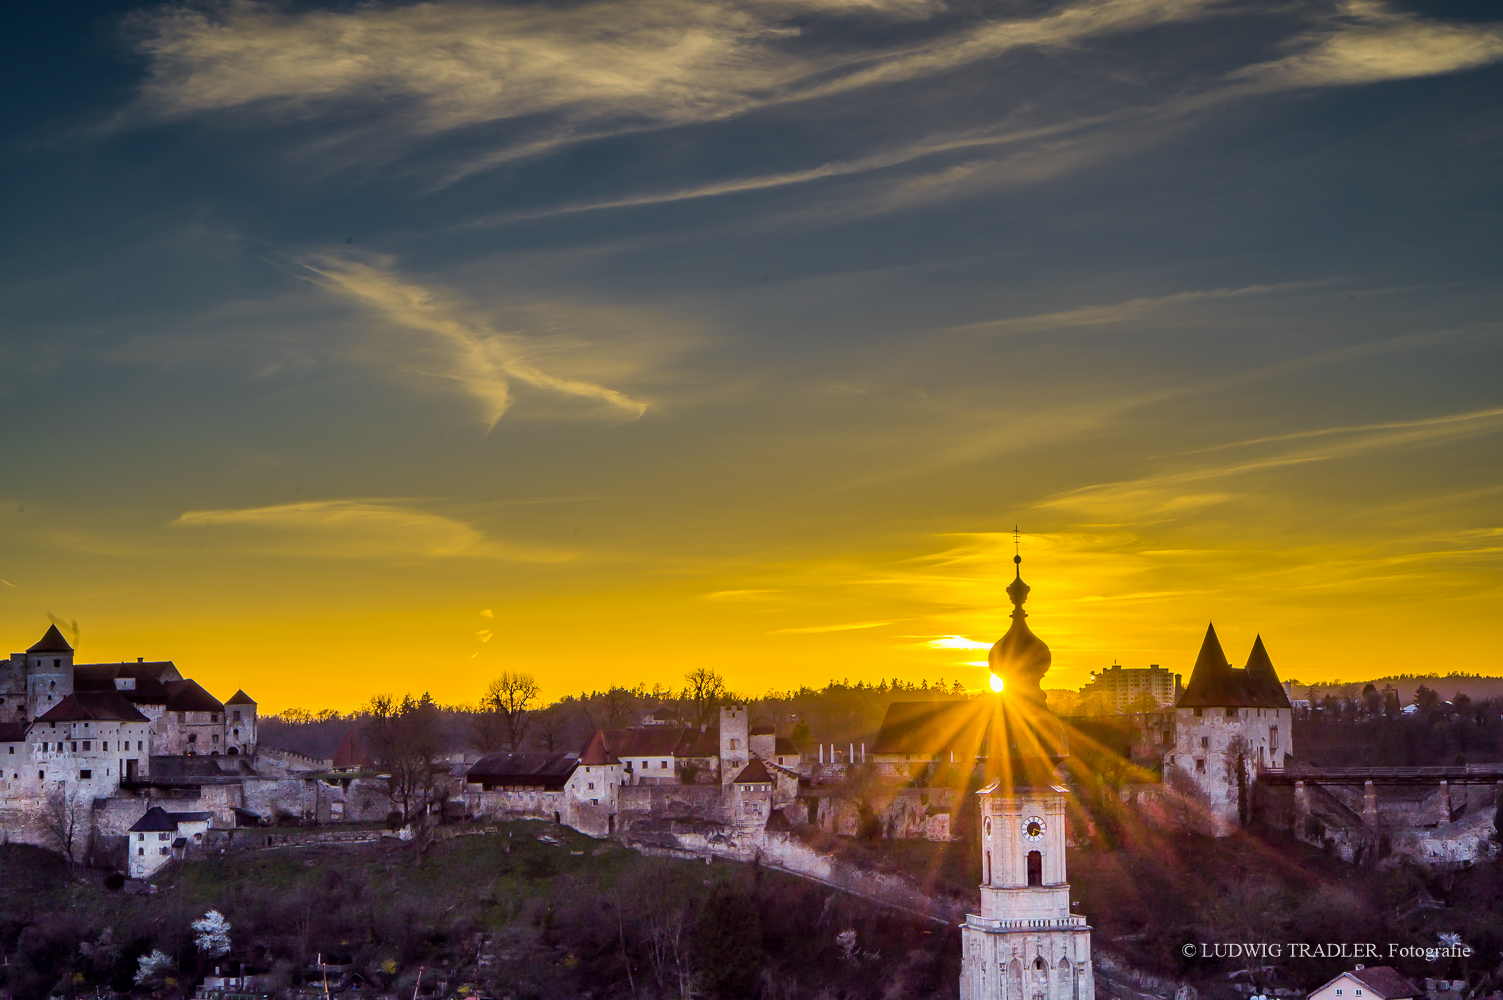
[1059,958,1074,1000]
[984,851,991,883]
[1026,850,1042,886]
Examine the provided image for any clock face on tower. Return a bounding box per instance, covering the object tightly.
[1023,816,1045,841]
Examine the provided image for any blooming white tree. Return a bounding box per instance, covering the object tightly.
[193,910,232,959]
[134,950,174,986]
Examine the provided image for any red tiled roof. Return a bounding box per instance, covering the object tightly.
[332,730,374,769]
[674,727,720,757]
[467,752,579,789]
[580,730,619,765]
[1349,967,1418,999]
[732,759,773,784]
[600,728,683,757]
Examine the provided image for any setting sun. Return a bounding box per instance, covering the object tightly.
[989,673,1005,693]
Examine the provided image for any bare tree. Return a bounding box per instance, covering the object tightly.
[469,704,510,755]
[41,786,88,870]
[530,705,567,752]
[363,693,447,860]
[599,687,636,730]
[484,672,540,751]
[683,667,726,729]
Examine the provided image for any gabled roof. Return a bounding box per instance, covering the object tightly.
[225,690,257,706]
[1177,624,1290,709]
[331,730,374,769]
[35,691,149,724]
[673,727,721,758]
[74,661,182,684]
[773,736,799,756]
[872,699,988,756]
[599,728,683,758]
[1310,968,1416,1000]
[27,625,73,654]
[749,725,775,736]
[163,679,224,714]
[732,759,773,784]
[1349,967,1419,998]
[128,806,213,832]
[580,730,620,765]
[466,752,579,789]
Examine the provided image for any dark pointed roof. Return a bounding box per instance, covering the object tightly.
[1244,635,1292,708]
[1176,624,1290,708]
[35,691,149,723]
[579,730,620,765]
[163,679,224,714]
[1348,967,1419,999]
[731,758,772,784]
[225,690,257,706]
[332,730,374,769]
[598,728,683,758]
[28,625,73,653]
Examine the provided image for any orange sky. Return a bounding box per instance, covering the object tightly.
[3,0,1501,713]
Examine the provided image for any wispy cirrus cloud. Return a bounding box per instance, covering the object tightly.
[1233,0,1503,89]
[171,498,565,560]
[300,255,649,427]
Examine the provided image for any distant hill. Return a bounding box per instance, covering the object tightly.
[1288,673,1503,703]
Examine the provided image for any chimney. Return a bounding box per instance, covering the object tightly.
[137,657,144,663]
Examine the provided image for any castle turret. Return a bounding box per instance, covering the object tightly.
[719,704,748,785]
[1167,625,1293,833]
[23,625,75,721]
[225,690,258,754]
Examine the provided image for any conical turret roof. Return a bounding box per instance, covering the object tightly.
[1176,623,1290,709]
[28,625,73,653]
[1244,635,1292,708]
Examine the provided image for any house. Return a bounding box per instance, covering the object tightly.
[1308,967,1417,1000]
[871,699,989,779]
[597,728,682,784]
[127,806,212,878]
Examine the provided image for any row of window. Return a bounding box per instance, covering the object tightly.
[33,740,145,753]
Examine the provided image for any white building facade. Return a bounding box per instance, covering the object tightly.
[961,780,1095,1000]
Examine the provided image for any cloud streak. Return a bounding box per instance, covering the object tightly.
[172,498,564,560]
[301,255,648,427]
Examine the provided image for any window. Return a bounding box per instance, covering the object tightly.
[1194,708,1203,717]
[1026,850,1043,886]
[1356,991,1363,996]
[588,782,595,790]
[660,760,667,768]
[83,741,91,751]
[137,741,143,751]
[1200,737,1208,749]
[80,770,91,779]
[1195,759,1206,774]
[188,734,197,743]
[138,848,144,856]
[160,847,169,856]
[159,832,169,841]
[233,710,241,721]
[138,833,144,841]
[37,771,43,781]
[212,735,219,743]
[71,742,77,752]
[1336,991,1343,996]
[1226,707,1238,717]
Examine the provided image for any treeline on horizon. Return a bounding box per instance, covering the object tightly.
[261,672,972,760]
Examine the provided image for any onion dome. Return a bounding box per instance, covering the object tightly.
[988,555,1052,707]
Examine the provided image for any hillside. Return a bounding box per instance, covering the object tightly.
[0,824,956,1000]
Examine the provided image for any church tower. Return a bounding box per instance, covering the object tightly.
[22,624,75,721]
[961,553,1095,1000]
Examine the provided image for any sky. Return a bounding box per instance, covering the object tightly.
[1,0,1500,713]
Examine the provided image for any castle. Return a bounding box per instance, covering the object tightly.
[0,625,391,879]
